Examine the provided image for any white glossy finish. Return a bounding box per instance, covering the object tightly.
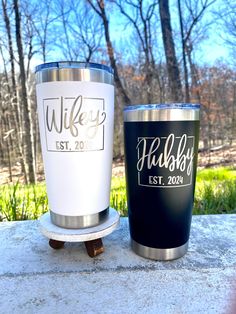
[36,81,114,218]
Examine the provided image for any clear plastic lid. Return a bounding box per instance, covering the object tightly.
[124,103,200,112]
[35,61,113,74]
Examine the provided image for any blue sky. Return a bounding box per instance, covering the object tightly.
[29,0,232,69]
[109,0,231,66]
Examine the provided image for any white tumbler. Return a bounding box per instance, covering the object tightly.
[35,62,114,228]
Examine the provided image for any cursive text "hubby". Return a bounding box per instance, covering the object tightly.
[136,134,194,176]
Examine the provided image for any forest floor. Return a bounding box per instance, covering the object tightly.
[0,144,236,185]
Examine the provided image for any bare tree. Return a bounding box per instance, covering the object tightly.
[0,72,13,181]
[13,0,36,183]
[114,0,159,103]
[177,0,216,103]
[1,0,28,181]
[51,0,103,61]
[2,0,17,107]
[21,2,38,79]
[56,0,74,60]
[196,63,236,155]
[32,0,58,63]
[215,0,236,64]
[67,0,103,62]
[159,0,183,102]
[87,0,131,105]
[178,0,190,102]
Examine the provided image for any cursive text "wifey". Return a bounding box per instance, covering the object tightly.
[46,95,106,138]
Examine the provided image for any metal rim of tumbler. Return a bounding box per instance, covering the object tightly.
[124,103,200,121]
[35,61,114,85]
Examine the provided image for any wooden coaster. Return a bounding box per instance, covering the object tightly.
[39,208,120,257]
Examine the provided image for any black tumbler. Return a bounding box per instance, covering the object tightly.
[124,104,200,260]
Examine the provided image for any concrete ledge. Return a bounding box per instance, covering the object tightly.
[0,215,236,313]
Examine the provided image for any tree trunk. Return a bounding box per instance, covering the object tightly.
[114,0,157,103]
[2,0,28,181]
[14,0,36,184]
[2,0,19,119]
[177,0,190,103]
[159,0,183,102]
[87,0,131,105]
[102,18,130,104]
[186,46,201,103]
[232,83,236,144]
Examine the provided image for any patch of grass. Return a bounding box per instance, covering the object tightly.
[0,167,235,221]
[194,167,236,215]
[110,177,127,216]
[0,183,48,221]
[110,167,236,216]
[196,167,236,181]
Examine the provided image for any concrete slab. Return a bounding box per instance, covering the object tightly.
[0,215,236,313]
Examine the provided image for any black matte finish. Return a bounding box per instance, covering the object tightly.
[124,121,199,249]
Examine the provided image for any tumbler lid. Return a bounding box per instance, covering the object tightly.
[35,61,114,85]
[124,103,200,112]
[124,103,200,121]
[35,61,113,75]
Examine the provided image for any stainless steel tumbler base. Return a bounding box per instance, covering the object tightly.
[131,239,189,261]
[50,208,109,229]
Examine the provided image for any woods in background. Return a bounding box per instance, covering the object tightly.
[0,0,236,183]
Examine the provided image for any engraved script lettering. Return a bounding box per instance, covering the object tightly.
[136,134,194,176]
[46,95,106,138]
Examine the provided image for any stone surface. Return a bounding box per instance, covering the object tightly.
[0,214,236,314]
